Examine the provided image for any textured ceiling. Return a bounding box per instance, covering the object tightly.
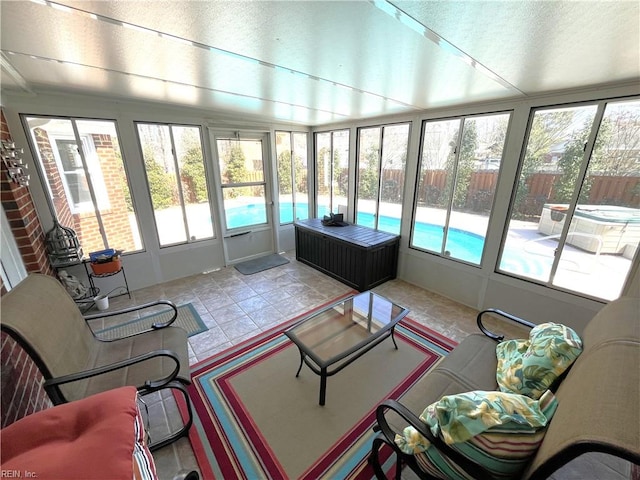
[1,1,639,126]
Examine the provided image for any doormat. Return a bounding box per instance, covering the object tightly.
[94,303,208,339]
[234,253,290,275]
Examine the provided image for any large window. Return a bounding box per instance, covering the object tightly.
[25,116,142,255]
[356,123,410,235]
[315,130,349,217]
[137,123,214,246]
[411,113,511,265]
[51,136,109,213]
[276,131,309,224]
[500,99,640,300]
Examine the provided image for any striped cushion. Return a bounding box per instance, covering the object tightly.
[133,397,158,480]
[395,390,557,480]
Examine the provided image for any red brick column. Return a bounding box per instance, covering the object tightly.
[1,330,53,427]
[1,109,54,285]
[1,110,56,425]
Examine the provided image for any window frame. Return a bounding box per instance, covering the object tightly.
[22,114,144,254]
[314,129,350,218]
[136,121,215,247]
[354,122,410,234]
[275,130,309,225]
[496,96,640,301]
[409,111,512,267]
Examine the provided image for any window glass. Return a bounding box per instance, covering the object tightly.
[412,113,510,265]
[25,116,142,255]
[356,123,409,234]
[276,131,309,224]
[499,99,640,300]
[315,129,349,217]
[216,138,268,230]
[55,139,92,207]
[137,123,213,246]
[315,132,331,217]
[356,127,381,229]
[276,131,294,223]
[293,132,309,221]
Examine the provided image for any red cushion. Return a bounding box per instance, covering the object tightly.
[1,386,155,480]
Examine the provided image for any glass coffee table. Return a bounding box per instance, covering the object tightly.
[284,291,409,405]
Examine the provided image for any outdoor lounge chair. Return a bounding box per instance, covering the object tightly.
[369,295,640,479]
[0,273,193,451]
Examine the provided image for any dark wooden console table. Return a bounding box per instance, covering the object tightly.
[294,218,400,291]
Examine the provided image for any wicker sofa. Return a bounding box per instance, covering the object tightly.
[369,295,640,479]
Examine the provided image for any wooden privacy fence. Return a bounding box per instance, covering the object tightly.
[244,166,639,212]
[400,170,639,212]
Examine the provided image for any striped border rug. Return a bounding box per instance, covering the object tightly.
[181,294,456,479]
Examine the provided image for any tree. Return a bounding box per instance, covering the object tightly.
[359,145,379,200]
[333,148,348,197]
[514,110,576,217]
[181,146,208,203]
[226,143,248,184]
[316,146,330,195]
[590,109,640,176]
[446,120,477,209]
[143,146,175,209]
[553,121,592,203]
[294,152,308,194]
[277,149,293,195]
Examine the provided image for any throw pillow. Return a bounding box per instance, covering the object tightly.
[395,390,557,480]
[496,322,583,399]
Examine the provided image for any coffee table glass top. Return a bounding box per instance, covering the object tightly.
[285,291,408,366]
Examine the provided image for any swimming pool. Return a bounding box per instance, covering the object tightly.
[227,202,543,272]
[294,204,486,265]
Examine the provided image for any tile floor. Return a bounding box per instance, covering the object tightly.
[94,251,631,480]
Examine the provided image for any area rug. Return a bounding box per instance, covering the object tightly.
[95,303,208,339]
[181,295,456,479]
[234,253,290,275]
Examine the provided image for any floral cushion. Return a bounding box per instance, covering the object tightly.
[395,390,557,480]
[496,322,583,399]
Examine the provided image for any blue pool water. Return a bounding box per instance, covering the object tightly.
[229,203,485,265]
[228,202,542,274]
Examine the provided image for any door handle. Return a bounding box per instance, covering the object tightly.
[226,231,251,238]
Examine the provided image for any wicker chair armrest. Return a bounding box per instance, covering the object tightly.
[476,308,536,341]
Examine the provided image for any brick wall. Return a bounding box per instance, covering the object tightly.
[1,109,55,426]
[1,330,52,428]
[1,110,54,278]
